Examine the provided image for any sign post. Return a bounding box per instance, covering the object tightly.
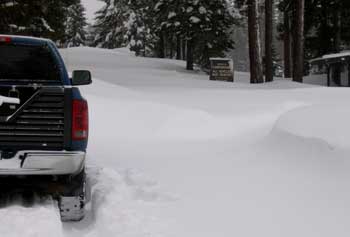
[209,58,234,82]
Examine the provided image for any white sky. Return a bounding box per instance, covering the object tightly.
[82,0,104,23]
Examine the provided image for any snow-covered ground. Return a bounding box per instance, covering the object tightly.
[3,47,350,237]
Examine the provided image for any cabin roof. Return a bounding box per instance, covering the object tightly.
[310,51,350,66]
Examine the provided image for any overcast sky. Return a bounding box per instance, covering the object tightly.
[82,0,104,23]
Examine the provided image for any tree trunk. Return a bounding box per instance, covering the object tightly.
[319,0,330,55]
[170,35,174,59]
[163,32,168,58]
[176,36,182,60]
[265,0,274,82]
[182,40,187,60]
[186,38,194,70]
[158,32,165,58]
[334,7,341,53]
[293,0,304,83]
[283,11,292,78]
[247,0,264,83]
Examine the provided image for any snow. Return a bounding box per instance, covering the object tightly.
[209,57,232,61]
[189,16,201,24]
[154,2,162,11]
[168,12,176,19]
[8,24,26,31]
[136,40,143,47]
[2,47,350,237]
[0,197,63,237]
[274,105,350,149]
[199,6,207,14]
[40,18,54,32]
[186,7,194,13]
[304,73,328,86]
[129,39,136,47]
[322,51,350,59]
[4,1,18,7]
[0,95,20,105]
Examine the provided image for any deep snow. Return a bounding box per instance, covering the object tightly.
[2,47,350,237]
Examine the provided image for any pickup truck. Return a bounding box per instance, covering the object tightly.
[0,35,91,221]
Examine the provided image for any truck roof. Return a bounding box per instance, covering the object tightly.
[0,34,70,85]
[0,34,52,46]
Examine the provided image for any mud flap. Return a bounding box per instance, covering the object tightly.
[59,195,85,222]
[58,169,86,222]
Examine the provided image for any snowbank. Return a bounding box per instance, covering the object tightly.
[273,105,350,150]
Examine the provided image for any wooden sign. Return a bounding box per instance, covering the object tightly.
[210,58,234,82]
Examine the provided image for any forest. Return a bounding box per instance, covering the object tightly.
[1,0,350,83]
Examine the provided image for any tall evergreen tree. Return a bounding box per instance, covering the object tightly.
[279,0,292,77]
[247,0,264,83]
[278,0,350,62]
[93,0,130,48]
[154,0,236,70]
[265,0,274,82]
[293,0,304,83]
[153,0,184,59]
[0,0,76,42]
[64,0,88,47]
[127,0,156,56]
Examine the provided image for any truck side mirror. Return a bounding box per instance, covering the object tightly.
[71,70,92,86]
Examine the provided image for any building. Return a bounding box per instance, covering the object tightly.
[309,52,350,87]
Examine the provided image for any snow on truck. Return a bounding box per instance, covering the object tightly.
[0,35,91,221]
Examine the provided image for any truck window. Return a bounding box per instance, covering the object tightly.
[0,44,61,85]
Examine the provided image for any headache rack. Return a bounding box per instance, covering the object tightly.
[0,88,72,151]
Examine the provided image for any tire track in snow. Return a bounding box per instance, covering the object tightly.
[63,166,174,237]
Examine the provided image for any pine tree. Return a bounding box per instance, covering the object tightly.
[93,0,130,48]
[265,0,274,82]
[278,0,350,63]
[193,0,236,68]
[92,0,237,69]
[127,0,156,56]
[293,0,304,83]
[279,0,292,77]
[0,1,21,33]
[154,0,236,70]
[247,0,264,83]
[0,0,76,43]
[64,1,88,47]
[126,11,145,55]
[153,0,183,59]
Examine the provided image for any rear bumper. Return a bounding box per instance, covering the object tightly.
[0,150,85,176]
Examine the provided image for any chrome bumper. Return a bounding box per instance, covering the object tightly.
[0,151,85,175]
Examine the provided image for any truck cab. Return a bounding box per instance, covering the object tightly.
[0,35,91,221]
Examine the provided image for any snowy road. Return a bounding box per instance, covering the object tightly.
[2,47,350,237]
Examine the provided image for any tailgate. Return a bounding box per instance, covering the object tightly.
[0,86,72,153]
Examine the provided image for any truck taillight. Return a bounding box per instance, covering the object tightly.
[72,99,89,141]
[0,36,11,43]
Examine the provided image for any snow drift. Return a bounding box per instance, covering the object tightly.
[273,105,350,150]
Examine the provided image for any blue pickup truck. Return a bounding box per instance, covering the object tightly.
[0,35,91,221]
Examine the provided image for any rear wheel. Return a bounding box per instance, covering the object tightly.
[58,169,86,222]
